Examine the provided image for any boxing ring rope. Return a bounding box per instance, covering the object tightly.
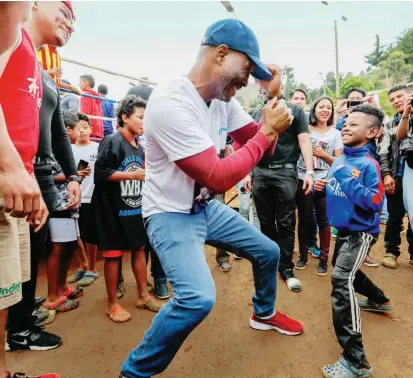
[60,58,246,206]
[60,56,157,86]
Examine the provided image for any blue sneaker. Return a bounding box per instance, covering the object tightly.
[155,278,170,300]
[310,246,321,258]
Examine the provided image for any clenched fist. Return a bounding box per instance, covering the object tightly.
[260,98,294,141]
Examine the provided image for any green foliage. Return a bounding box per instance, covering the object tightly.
[339,76,375,98]
[278,28,413,108]
[365,34,389,67]
[325,87,336,102]
[283,65,297,100]
[249,97,264,109]
[396,28,413,63]
[307,87,324,104]
[379,50,413,85]
[325,71,337,93]
[378,89,394,117]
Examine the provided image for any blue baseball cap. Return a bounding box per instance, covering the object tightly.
[201,19,272,81]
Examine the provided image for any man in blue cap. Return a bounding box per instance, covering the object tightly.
[119,19,303,378]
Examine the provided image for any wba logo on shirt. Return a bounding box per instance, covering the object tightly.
[118,155,144,216]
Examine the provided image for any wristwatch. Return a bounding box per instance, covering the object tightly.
[67,176,81,183]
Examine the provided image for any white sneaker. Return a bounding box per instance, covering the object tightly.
[281,269,302,292]
[286,278,302,292]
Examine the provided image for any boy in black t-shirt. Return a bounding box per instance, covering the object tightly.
[92,95,164,323]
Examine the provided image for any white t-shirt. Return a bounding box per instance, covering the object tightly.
[142,76,252,217]
[297,127,343,181]
[71,142,99,203]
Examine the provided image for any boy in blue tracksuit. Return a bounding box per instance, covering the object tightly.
[315,104,391,378]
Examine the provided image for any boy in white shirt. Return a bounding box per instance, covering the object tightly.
[68,113,100,287]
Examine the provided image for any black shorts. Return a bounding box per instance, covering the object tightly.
[78,203,96,244]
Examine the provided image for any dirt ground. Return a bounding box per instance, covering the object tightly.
[7,220,413,378]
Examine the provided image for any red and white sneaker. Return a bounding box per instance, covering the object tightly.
[250,312,303,336]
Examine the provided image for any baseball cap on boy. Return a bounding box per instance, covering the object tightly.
[201,19,272,81]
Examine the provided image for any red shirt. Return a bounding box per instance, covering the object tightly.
[0,29,42,174]
[80,89,104,138]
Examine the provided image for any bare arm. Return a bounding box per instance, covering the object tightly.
[297,132,314,195]
[323,149,343,166]
[298,133,313,171]
[396,95,412,141]
[58,80,82,96]
[106,170,145,182]
[0,105,42,219]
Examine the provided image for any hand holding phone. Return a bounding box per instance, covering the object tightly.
[77,159,89,172]
[77,159,91,179]
[347,100,363,108]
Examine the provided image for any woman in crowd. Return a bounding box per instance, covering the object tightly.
[296,96,343,276]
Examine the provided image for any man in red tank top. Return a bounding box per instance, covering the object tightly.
[0,3,57,378]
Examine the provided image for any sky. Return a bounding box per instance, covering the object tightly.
[60,1,413,102]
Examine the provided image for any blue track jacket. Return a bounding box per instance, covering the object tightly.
[326,145,384,234]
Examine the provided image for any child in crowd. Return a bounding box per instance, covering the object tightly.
[79,74,104,140]
[65,112,101,287]
[91,95,164,323]
[43,153,82,312]
[315,104,391,378]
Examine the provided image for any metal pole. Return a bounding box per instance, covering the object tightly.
[334,20,340,98]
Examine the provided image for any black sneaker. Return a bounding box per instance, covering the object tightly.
[295,258,308,270]
[316,261,328,276]
[155,278,170,299]
[6,327,62,351]
[280,269,302,292]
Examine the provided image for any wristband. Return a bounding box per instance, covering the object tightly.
[306,171,314,175]
[68,176,81,183]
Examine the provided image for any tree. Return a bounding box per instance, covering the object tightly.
[325,71,337,93]
[396,28,413,63]
[283,65,297,99]
[364,34,388,68]
[378,89,394,117]
[380,50,413,85]
[249,97,264,109]
[307,88,323,104]
[339,76,375,98]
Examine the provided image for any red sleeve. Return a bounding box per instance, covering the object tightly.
[229,120,277,157]
[80,96,92,115]
[175,131,271,193]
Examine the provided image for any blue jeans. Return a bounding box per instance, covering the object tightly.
[121,199,280,377]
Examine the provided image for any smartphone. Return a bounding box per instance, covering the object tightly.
[348,100,363,108]
[77,159,89,171]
